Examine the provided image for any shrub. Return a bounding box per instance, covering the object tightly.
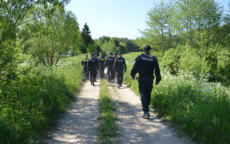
[0,56,84,143]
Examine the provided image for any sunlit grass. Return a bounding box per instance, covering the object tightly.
[97,80,120,144]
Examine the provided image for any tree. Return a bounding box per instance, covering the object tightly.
[81,23,93,51]
[96,36,128,56]
[0,0,70,82]
[22,5,82,66]
[138,1,174,55]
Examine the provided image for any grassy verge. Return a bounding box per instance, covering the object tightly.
[123,52,230,144]
[97,80,120,144]
[0,56,84,144]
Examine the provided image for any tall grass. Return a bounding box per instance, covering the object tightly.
[0,56,84,144]
[97,80,120,144]
[123,52,230,144]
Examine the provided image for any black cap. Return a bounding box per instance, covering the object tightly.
[118,52,122,55]
[114,53,117,55]
[144,45,153,51]
[100,53,103,55]
[109,52,113,55]
[91,53,94,57]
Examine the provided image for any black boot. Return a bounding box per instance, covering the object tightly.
[142,111,150,119]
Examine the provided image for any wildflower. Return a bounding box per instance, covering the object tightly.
[41,101,43,104]
[15,95,17,97]
[184,115,186,117]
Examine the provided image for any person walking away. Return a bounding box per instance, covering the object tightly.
[93,53,99,82]
[98,53,105,79]
[81,55,89,81]
[111,53,118,83]
[104,52,114,83]
[113,52,127,88]
[130,45,161,119]
[87,53,98,86]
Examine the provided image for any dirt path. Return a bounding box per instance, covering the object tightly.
[45,80,100,144]
[109,82,185,144]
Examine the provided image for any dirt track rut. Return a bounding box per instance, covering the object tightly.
[45,80,100,144]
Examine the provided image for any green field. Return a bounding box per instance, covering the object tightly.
[123,52,230,144]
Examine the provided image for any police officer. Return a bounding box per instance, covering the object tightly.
[98,53,105,79]
[130,45,161,119]
[81,55,89,81]
[93,53,99,82]
[104,52,114,83]
[113,52,127,88]
[87,53,99,86]
[111,53,118,83]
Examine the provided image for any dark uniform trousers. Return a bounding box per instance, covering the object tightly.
[99,65,104,79]
[111,70,115,80]
[107,67,113,82]
[89,67,97,84]
[115,70,123,85]
[138,75,154,112]
[83,66,88,79]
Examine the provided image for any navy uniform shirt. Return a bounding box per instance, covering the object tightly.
[104,56,114,68]
[98,56,105,67]
[87,58,99,70]
[81,58,88,67]
[130,54,161,82]
[113,57,127,72]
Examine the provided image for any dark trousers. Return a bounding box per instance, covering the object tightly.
[115,71,123,85]
[83,67,88,79]
[138,75,154,112]
[99,65,104,79]
[111,70,115,80]
[89,69,97,84]
[107,67,112,82]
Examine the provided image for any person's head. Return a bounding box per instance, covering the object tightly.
[109,52,113,56]
[100,53,103,56]
[144,45,153,54]
[86,55,88,58]
[114,53,117,57]
[118,52,122,57]
[91,53,94,58]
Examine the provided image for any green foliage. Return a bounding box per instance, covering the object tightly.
[81,23,94,50]
[96,36,128,56]
[136,0,226,55]
[97,80,120,143]
[117,38,139,52]
[0,0,71,83]
[151,70,230,144]
[23,6,83,66]
[0,56,84,143]
[123,52,230,144]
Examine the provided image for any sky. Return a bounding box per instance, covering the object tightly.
[65,0,229,40]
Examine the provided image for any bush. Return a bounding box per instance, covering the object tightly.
[0,56,84,143]
[151,70,230,143]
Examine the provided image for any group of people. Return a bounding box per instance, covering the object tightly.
[81,52,127,88]
[81,45,161,119]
